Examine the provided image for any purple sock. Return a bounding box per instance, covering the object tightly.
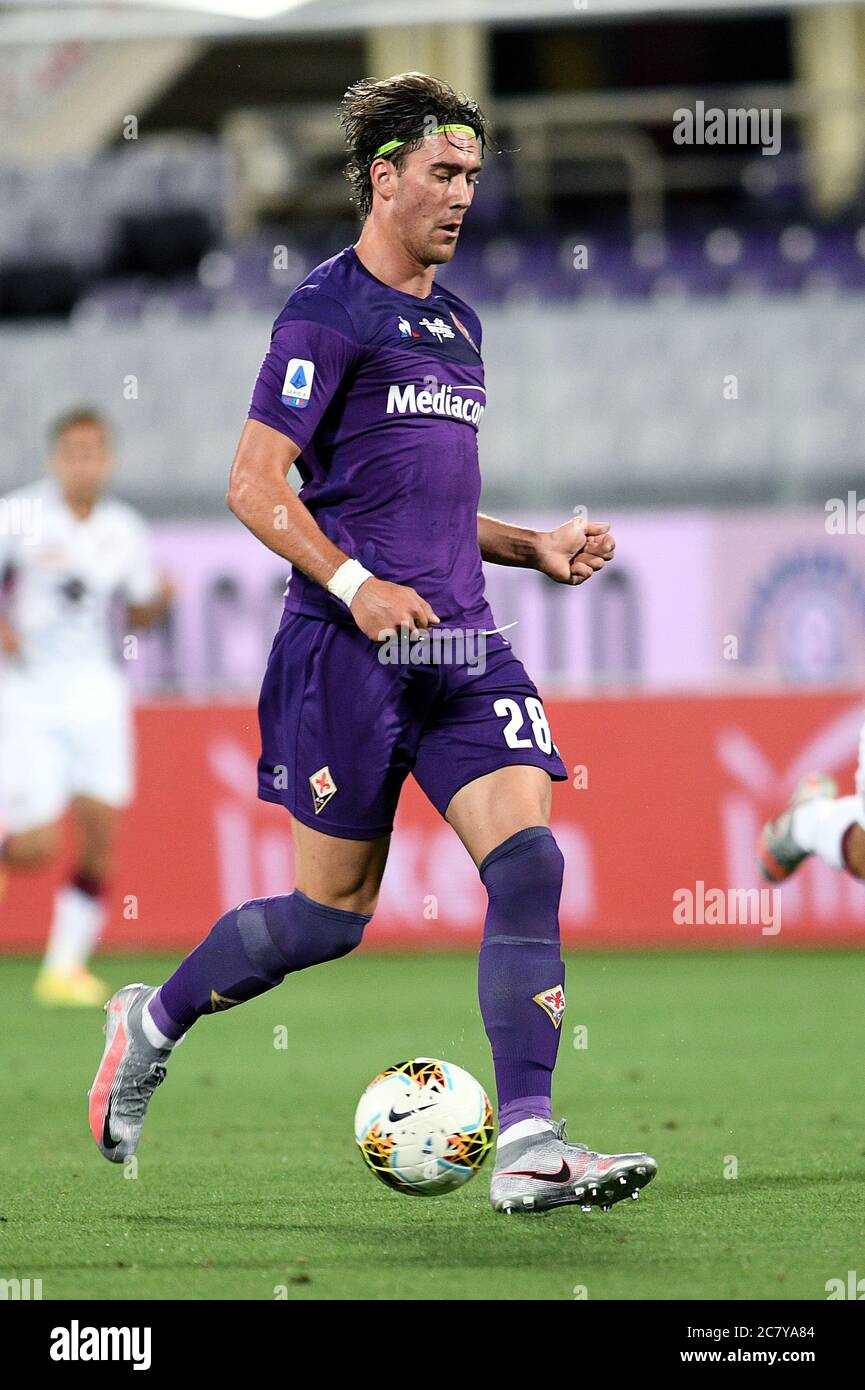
[498,1094,553,1131]
[477,826,565,1130]
[151,890,370,1038]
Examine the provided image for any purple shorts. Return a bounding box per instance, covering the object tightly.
[257,611,569,839]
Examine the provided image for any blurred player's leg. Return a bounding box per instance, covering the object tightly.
[840,823,865,877]
[89,817,389,1161]
[447,764,656,1214]
[152,817,388,1036]
[35,796,118,1006]
[1,821,59,915]
[758,739,865,883]
[0,660,130,1002]
[0,677,102,1002]
[35,670,131,1005]
[0,675,66,875]
[787,792,865,876]
[2,818,111,1005]
[1,820,60,871]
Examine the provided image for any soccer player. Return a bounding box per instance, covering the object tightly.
[757,760,865,885]
[90,74,657,1215]
[0,409,171,1005]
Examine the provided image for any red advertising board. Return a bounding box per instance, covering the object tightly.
[2,693,864,953]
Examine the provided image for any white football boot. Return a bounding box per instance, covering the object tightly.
[491,1119,657,1215]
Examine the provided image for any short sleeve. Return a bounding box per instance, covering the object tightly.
[247,291,363,451]
[122,513,159,606]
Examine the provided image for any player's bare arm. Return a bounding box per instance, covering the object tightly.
[478,512,615,585]
[228,418,439,640]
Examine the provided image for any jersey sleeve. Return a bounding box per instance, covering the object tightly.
[122,512,160,606]
[247,291,363,452]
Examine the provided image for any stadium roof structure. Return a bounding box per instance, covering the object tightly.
[0,0,848,46]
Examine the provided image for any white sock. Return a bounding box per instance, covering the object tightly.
[792,795,862,871]
[42,885,106,972]
[141,997,178,1050]
[497,1116,556,1149]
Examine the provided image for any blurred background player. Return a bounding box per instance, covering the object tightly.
[0,409,171,1005]
[758,754,865,885]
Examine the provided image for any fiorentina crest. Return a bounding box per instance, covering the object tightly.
[533,984,566,1028]
[309,764,338,814]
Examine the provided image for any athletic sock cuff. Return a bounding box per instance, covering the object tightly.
[291,888,373,927]
[148,987,185,1041]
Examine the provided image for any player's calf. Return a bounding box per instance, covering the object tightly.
[147,890,371,1042]
[757,773,865,882]
[1,823,60,871]
[36,868,109,1006]
[477,826,566,1132]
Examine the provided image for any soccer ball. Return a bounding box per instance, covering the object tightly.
[354,1057,494,1196]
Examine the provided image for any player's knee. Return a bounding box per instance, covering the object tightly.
[241,890,371,977]
[292,866,383,919]
[3,826,60,870]
[480,825,564,896]
[479,826,564,941]
[77,849,114,884]
[287,890,371,963]
[76,815,119,871]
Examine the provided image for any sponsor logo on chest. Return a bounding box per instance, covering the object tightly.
[386,381,485,426]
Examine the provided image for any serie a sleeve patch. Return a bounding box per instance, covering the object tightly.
[281,358,315,408]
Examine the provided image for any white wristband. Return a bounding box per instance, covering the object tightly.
[326,558,374,608]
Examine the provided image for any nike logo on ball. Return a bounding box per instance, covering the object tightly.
[500,1159,572,1183]
[388,1103,436,1123]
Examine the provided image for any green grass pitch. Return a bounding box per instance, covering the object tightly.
[1,950,863,1301]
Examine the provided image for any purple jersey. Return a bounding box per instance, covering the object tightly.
[248,245,493,630]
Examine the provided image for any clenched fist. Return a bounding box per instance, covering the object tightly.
[535,518,616,586]
[350,577,440,641]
